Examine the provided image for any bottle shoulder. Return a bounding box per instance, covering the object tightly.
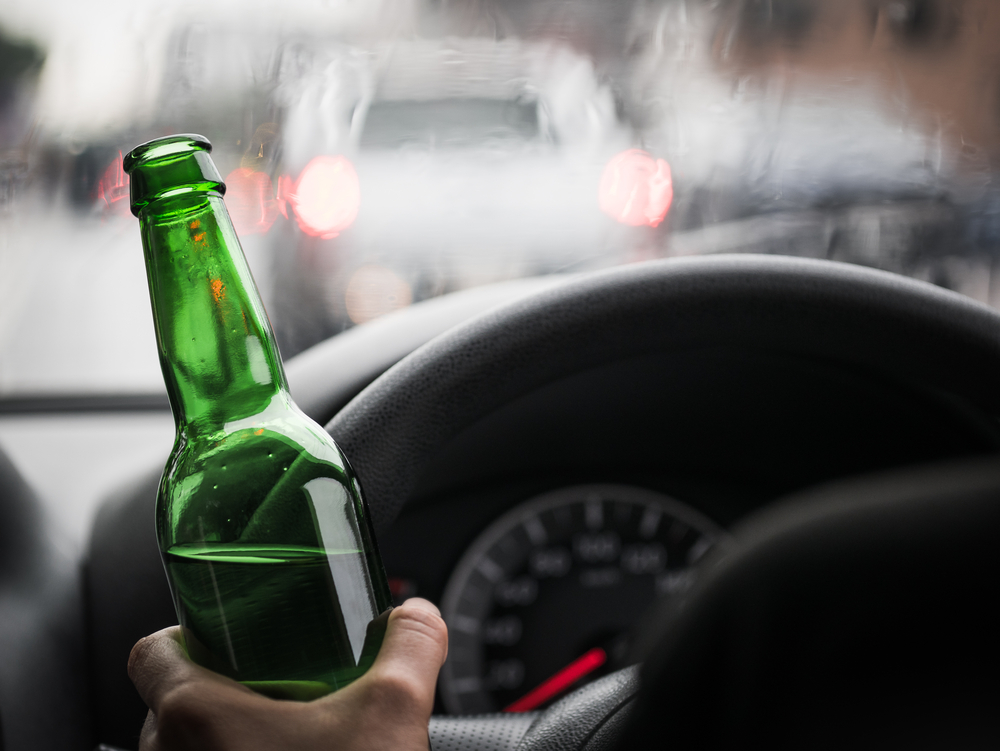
[172,394,347,469]
[157,396,359,546]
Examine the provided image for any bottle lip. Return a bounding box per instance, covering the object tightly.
[123,134,213,174]
[124,134,225,217]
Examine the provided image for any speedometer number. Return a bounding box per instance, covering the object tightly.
[483,616,522,645]
[485,659,525,690]
[574,532,621,562]
[621,542,667,574]
[495,577,538,606]
[529,548,571,577]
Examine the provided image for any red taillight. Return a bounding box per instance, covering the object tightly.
[599,149,673,228]
[280,155,360,239]
[96,151,130,215]
[224,168,279,236]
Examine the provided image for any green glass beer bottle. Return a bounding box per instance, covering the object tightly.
[124,134,392,701]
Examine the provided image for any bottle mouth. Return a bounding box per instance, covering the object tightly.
[123,134,226,217]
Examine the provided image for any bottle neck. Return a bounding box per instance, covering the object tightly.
[140,191,288,434]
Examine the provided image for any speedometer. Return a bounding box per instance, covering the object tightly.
[439,484,725,715]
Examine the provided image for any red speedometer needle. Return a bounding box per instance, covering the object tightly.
[503,647,607,713]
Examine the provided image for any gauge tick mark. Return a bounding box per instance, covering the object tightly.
[639,508,661,538]
[585,499,603,530]
[524,517,547,546]
[477,557,504,583]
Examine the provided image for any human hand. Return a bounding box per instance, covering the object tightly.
[128,598,448,751]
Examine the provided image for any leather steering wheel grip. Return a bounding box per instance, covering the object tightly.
[425,667,639,751]
[327,254,1000,535]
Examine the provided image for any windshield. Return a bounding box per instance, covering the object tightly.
[2,0,998,399]
[359,99,541,149]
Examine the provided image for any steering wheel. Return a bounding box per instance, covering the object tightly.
[324,254,1000,750]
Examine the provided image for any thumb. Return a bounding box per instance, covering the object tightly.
[362,598,449,713]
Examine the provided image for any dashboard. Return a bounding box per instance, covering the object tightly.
[5,259,1000,751]
[373,337,1000,716]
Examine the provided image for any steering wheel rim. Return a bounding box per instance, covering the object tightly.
[327,254,1000,535]
[323,254,1000,748]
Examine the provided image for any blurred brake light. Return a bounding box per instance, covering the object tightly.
[97,151,130,215]
[279,155,360,239]
[599,149,673,228]
[224,168,279,236]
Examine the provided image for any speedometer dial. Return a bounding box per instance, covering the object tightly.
[439,484,725,715]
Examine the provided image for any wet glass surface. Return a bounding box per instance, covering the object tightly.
[2,0,1000,395]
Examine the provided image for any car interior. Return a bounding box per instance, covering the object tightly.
[6,254,1000,749]
[4,0,1000,749]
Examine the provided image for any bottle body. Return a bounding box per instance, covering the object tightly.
[126,136,390,700]
[160,394,389,698]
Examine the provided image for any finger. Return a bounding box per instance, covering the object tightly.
[138,709,159,751]
[128,626,241,712]
[378,598,449,668]
[365,598,449,710]
[128,627,191,712]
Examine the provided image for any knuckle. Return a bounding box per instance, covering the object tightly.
[156,688,217,748]
[128,635,157,682]
[157,686,200,725]
[368,669,426,711]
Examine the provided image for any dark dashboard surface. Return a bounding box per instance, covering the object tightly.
[377,344,1000,712]
[385,345,999,595]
